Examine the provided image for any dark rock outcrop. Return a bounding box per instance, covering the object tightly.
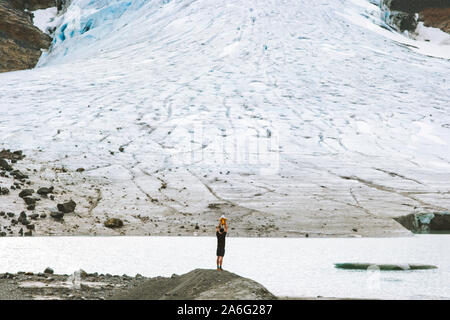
[390,11,418,32]
[57,200,76,213]
[429,213,450,231]
[104,218,124,229]
[419,7,450,33]
[383,0,450,13]
[382,0,450,34]
[0,0,54,73]
[394,212,450,233]
[7,1,60,12]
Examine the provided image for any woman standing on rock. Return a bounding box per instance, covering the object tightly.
[216,216,228,271]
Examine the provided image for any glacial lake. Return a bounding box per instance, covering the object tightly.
[1,235,449,299]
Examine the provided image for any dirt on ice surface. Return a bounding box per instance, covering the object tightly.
[1,0,450,238]
[0,149,419,237]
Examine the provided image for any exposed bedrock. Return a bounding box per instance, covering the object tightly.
[394,212,450,233]
[7,1,60,11]
[383,0,450,13]
[419,7,450,33]
[381,0,450,33]
[0,1,54,73]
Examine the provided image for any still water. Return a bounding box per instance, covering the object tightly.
[0,235,448,299]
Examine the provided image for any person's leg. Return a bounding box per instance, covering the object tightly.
[217,256,220,270]
[219,256,223,269]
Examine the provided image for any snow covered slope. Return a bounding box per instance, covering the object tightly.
[0,0,449,237]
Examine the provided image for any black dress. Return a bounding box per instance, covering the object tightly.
[216,231,227,256]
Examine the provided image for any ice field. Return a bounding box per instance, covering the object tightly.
[1,0,449,237]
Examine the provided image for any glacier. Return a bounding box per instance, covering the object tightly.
[0,0,449,237]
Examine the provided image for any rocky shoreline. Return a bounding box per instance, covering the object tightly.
[0,268,153,300]
[0,268,276,300]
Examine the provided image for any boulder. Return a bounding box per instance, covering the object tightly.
[10,170,28,180]
[44,267,54,274]
[57,200,76,213]
[37,186,54,196]
[23,197,37,206]
[30,213,39,220]
[19,189,34,198]
[0,159,12,171]
[104,218,124,229]
[50,211,64,219]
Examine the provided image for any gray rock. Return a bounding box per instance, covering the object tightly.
[0,158,12,171]
[10,170,28,180]
[23,197,37,206]
[44,267,54,275]
[37,186,54,196]
[104,218,124,229]
[19,189,34,198]
[30,213,39,220]
[57,200,76,213]
[50,211,64,220]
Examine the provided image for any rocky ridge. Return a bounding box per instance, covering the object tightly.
[382,0,450,33]
[0,0,70,73]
